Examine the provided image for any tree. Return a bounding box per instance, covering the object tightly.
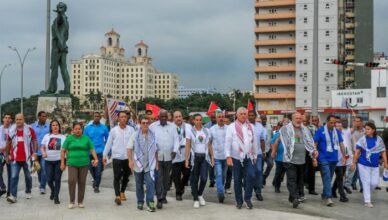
[85,90,96,110]
[70,94,81,111]
[95,90,103,110]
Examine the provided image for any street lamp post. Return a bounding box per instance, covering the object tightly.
[8,46,36,114]
[0,64,11,118]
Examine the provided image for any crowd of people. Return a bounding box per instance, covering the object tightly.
[0,108,387,212]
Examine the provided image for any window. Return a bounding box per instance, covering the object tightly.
[325,31,330,36]
[269,9,277,14]
[325,3,330,9]
[303,31,308,37]
[326,86,330,92]
[269,48,276,53]
[303,59,308,64]
[303,4,307,10]
[269,74,276,79]
[269,21,277,26]
[326,45,330,50]
[325,17,330,23]
[268,87,277,93]
[304,87,308,92]
[356,97,363,103]
[377,87,387,97]
[269,34,276,39]
[303,18,308,24]
[269,61,277,66]
[304,45,308,51]
[289,20,293,24]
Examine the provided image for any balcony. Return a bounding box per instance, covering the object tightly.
[345,44,355,49]
[255,52,296,59]
[255,65,296,73]
[255,25,295,33]
[255,0,295,8]
[254,92,296,99]
[345,23,355,29]
[346,12,355,18]
[255,39,295,46]
[345,34,355,39]
[255,79,295,86]
[255,12,296,20]
[345,55,355,61]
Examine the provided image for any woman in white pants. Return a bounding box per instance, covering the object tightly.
[351,122,388,208]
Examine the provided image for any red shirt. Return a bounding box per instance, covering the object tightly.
[8,127,36,162]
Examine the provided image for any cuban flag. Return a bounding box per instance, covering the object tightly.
[107,98,129,128]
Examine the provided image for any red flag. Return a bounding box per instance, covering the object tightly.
[247,99,254,112]
[146,103,161,118]
[207,101,220,116]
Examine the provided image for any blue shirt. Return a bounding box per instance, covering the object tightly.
[84,123,109,154]
[357,136,381,167]
[31,122,50,155]
[314,126,343,162]
[271,131,283,162]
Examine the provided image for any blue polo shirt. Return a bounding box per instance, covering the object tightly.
[314,126,343,162]
[83,123,109,154]
[31,122,50,156]
[271,131,284,162]
[357,136,381,168]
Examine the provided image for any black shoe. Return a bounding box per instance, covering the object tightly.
[0,189,6,197]
[157,201,163,209]
[236,203,243,209]
[339,196,349,202]
[209,181,215,188]
[256,193,263,201]
[344,187,352,194]
[292,199,299,208]
[386,187,388,192]
[309,191,319,195]
[176,195,182,201]
[275,188,281,193]
[360,188,363,193]
[352,185,357,190]
[50,193,54,200]
[375,186,381,190]
[332,191,338,198]
[263,180,267,186]
[245,201,253,209]
[162,198,168,204]
[94,187,100,193]
[54,197,60,204]
[218,195,225,203]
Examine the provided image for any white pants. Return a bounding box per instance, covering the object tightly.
[358,164,379,203]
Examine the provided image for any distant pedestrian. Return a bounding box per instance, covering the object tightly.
[0,113,12,198]
[61,122,98,209]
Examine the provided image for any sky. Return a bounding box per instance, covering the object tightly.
[0,0,386,103]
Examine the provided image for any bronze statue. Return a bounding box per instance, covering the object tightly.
[46,2,70,94]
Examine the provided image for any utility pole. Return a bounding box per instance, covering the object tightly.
[312,0,319,116]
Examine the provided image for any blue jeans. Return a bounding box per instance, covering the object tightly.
[135,171,155,204]
[214,159,227,196]
[0,154,11,191]
[45,160,62,198]
[262,151,274,183]
[37,156,46,190]
[10,161,32,197]
[319,161,337,199]
[253,154,263,194]
[89,153,103,188]
[232,157,256,204]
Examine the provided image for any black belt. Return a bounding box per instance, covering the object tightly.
[180,145,185,149]
[194,153,206,157]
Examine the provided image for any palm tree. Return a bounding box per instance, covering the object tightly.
[86,90,96,110]
[95,90,103,110]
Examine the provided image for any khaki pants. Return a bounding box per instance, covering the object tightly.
[68,166,88,204]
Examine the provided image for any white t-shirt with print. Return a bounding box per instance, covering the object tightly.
[187,128,209,154]
[41,133,66,161]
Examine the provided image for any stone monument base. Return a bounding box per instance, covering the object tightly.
[37,95,73,133]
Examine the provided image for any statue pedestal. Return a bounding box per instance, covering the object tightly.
[37,95,73,132]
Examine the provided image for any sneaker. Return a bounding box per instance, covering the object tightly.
[7,195,16,203]
[162,198,168,204]
[245,200,253,209]
[364,202,373,208]
[94,187,100,193]
[209,181,215,188]
[115,197,122,205]
[309,191,319,195]
[193,201,200,208]
[40,188,46,195]
[236,203,243,209]
[147,202,156,212]
[54,197,60,205]
[26,193,32,199]
[78,203,84,208]
[326,198,334,207]
[50,193,54,200]
[68,203,75,209]
[344,186,352,194]
[137,203,144,210]
[218,194,225,203]
[226,189,232,194]
[339,196,349,202]
[255,193,263,201]
[293,199,300,208]
[198,196,206,206]
[298,197,306,203]
[156,200,163,209]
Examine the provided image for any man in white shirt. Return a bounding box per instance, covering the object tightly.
[149,110,179,209]
[171,111,192,201]
[225,107,257,209]
[209,112,228,203]
[0,113,12,197]
[185,114,214,209]
[248,111,266,202]
[103,111,135,206]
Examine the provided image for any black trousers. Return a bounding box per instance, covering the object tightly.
[304,155,316,192]
[225,165,233,190]
[172,161,191,196]
[273,161,286,189]
[112,159,131,197]
[284,163,305,202]
[332,166,346,198]
[156,161,172,201]
[191,154,208,201]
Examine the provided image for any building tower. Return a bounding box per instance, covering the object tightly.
[132,40,152,65]
[100,28,125,59]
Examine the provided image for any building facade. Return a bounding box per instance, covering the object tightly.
[178,86,217,99]
[253,0,373,112]
[71,29,178,103]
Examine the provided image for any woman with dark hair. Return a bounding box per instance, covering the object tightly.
[41,120,66,204]
[61,122,98,209]
[351,122,388,208]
